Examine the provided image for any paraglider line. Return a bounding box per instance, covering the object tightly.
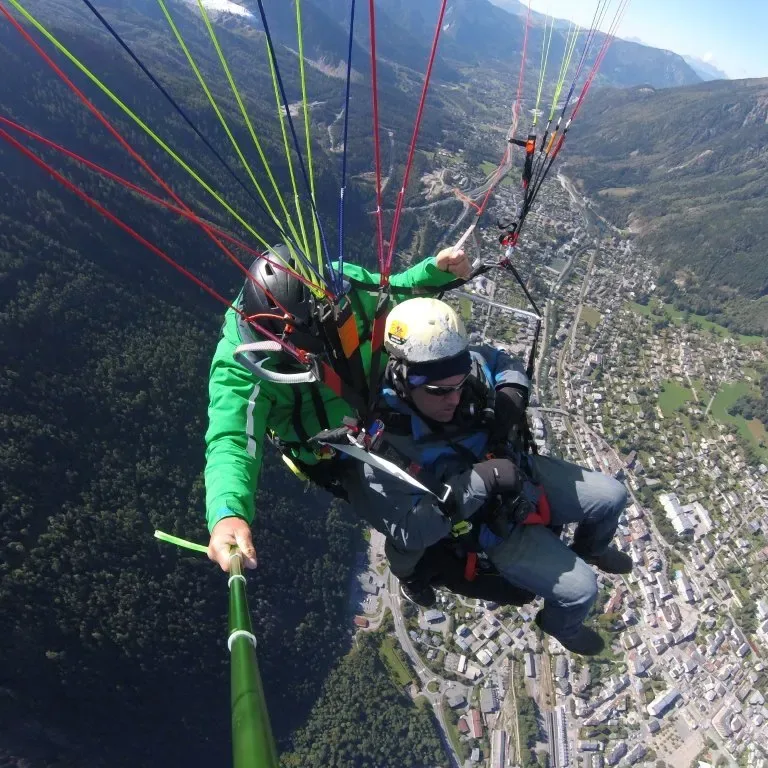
[253,0,337,292]
[337,0,357,275]
[386,0,449,275]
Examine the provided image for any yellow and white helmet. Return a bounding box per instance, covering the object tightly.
[384,297,468,364]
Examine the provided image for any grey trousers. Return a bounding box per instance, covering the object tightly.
[479,455,628,639]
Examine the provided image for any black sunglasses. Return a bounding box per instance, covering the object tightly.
[421,373,470,396]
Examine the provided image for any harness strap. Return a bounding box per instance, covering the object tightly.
[316,300,369,406]
[309,383,330,430]
[291,387,311,444]
[366,287,390,416]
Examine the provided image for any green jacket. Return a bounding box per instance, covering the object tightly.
[204,257,456,532]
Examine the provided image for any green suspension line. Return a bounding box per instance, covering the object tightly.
[6,0,281,260]
[156,0,306,277]
[533,13,555,127]
[548,22,580,122]
[264,35,313,272]
[295,0,323,274]
[194,0,309,273]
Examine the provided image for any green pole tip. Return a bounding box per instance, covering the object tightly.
[154,530,208,554]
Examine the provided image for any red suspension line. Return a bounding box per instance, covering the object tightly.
[384,0,449,276]
[461,0,531,221]
[0,124,308,359]
[0,116,332,300]
[0,1,296,317]
[367,0,386,282]
[511,0,532,134]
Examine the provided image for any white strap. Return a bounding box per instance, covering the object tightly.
[228,573,246,588]
[228,629,258,652]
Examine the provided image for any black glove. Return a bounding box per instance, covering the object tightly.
[492,385,528,445]
[472,458,522,498]
[503,493,536,525]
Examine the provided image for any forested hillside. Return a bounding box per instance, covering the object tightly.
[0,0,726,764]
[281,632,447,768]
[0,8,370,766]
[565,79,768,334]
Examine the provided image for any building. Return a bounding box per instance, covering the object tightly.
[353,616,369,629]
[491,729,506,768]
[647,688,680,717]
[469,709,483,739]
[525,651,536,678]
[447,693,466,709]
[480,688,499,714]
[360,575,379,595]
[658,493,694,535]
[424,609,445,624]
[607,742,627,765]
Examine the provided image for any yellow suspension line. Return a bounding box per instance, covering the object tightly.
[154,0,307,277]
[193,0,308,272]
[6,0,289,267]
[295,0,323,278]
[548,22,580,122]
[263,38,312,268]
[533,12,555,127]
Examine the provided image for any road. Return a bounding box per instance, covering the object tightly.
[385,571,461,768]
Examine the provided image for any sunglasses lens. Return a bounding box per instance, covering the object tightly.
[423,374,469,395]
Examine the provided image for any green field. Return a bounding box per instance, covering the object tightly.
[710,382,768,459]
[479,160,497,176]
[627,300,764,344]
[658,380,694,416]
[628,300,653,316]
[581,305,602,329]
[442,703,469,761]
[710,381,753,423]
[380,636,414,687]
[690,378,713,403]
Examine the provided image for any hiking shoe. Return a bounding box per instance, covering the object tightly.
[400,581,436,608]
[574,545,633,575]
[535,611,605,656]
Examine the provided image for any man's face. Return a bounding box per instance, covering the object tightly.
[410,373,468,423]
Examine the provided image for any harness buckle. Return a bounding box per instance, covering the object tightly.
[451,520,473,538]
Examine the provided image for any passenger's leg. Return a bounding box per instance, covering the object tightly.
[480,524,598,641]
[528,455,628,558]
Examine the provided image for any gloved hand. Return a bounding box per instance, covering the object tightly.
[492,385,528,446]
[472,458,522,498]
[503,492,537,525]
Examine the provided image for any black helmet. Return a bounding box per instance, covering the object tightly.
[241,244,325,354]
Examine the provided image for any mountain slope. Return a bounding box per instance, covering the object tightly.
[377,0,701,87]
[565,78,768,333]
[683,54,730,82]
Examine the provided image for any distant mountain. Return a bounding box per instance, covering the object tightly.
[486,0,528,15]
[683,54,730,82]
[565,79,768,333]
[444,0,700,88]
